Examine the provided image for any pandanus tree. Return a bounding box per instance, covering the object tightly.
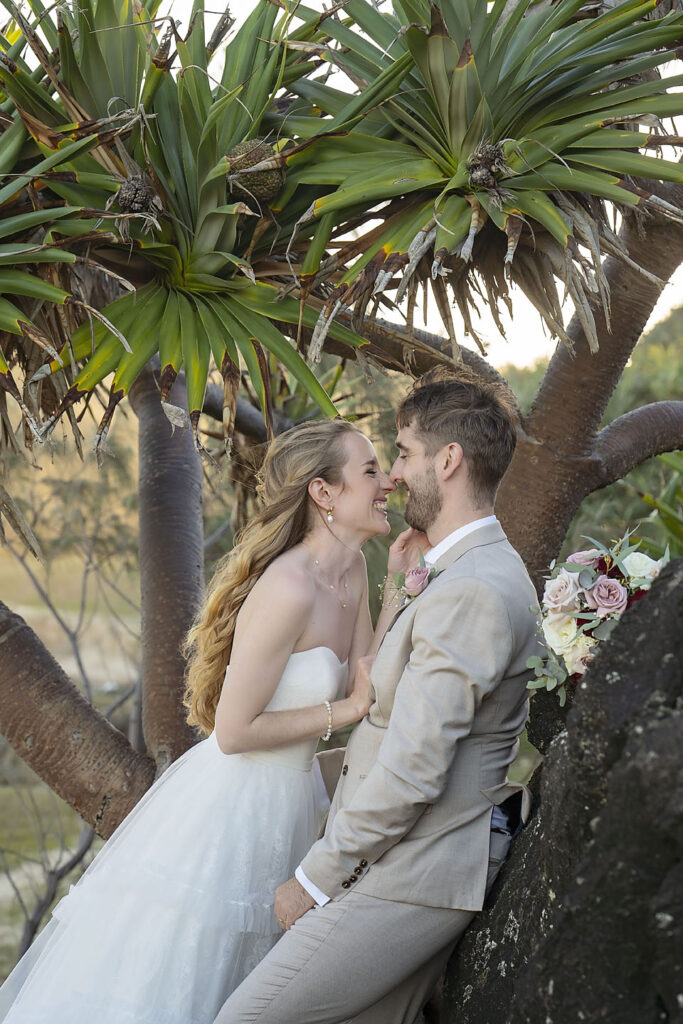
[0,0,682,846]
[0,0,373,466]
[277,0,683,356]
[2,0,682,461]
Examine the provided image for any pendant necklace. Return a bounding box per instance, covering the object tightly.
[314,559,349,609]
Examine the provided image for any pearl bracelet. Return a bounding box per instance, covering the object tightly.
[321,700,333,742]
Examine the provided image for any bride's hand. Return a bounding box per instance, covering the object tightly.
[387,527,430,576]
[350,655,374,719]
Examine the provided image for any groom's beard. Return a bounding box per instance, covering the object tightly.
[404,464,442,533]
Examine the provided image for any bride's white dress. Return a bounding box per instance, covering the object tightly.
[0,647,347,1024]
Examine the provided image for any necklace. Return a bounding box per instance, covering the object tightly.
[313,559,349,609]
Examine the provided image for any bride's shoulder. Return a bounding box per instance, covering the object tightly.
[251,549,316,606]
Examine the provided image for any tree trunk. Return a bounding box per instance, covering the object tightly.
[443,560,683,1024]
[497,183,683,585]
[0,601,155,837]
[129,366,204,772]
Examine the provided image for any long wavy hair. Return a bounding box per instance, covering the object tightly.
[183,418,359,733]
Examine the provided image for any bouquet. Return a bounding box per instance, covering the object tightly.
[527,532,669,706]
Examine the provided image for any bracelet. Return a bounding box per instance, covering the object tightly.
[384,580,403,606]
[321,700,333,742]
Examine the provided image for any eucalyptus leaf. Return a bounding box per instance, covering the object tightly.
[627,577,653,591]
[543,653,567,679]
[591,617,618,641]
[580,535,609,554]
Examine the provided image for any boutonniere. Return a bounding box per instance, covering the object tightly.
[394,550,442,601]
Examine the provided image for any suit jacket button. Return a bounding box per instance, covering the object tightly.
[342,765,348,776]
[349,875,357,882]
[354,865,363,873]
[341,881,350,889]
[360,859,368,867]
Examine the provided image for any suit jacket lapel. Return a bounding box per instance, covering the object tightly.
[381,522,508,637]
[432,521,506,573]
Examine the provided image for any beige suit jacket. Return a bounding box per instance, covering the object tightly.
[300,522,542,912]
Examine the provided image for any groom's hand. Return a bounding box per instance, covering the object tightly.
[274,877,315,931]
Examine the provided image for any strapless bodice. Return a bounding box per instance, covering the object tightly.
[219,647,348,771]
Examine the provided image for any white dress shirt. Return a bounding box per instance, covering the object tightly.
[296,515,499,906]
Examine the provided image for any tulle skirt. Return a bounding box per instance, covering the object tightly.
[0,732,328,1023]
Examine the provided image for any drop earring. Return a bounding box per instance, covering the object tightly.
[327,507,334,523]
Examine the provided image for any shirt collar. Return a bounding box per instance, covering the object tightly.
[424,515,498,567]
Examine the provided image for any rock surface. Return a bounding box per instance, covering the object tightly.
[443,559,683,1024]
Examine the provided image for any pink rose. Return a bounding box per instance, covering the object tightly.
[543,569,581,612]
[585,575,628,617]
[566,548,601,569]
[402,566,430,598]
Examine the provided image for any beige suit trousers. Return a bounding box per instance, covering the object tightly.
[213,831,510,1024]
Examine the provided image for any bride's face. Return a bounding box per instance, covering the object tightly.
[331,431,394,541]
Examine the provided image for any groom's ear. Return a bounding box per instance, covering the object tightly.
[440,442,464,481]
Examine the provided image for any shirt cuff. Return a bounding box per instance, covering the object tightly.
[295,865,331,906]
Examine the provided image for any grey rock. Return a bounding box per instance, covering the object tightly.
[442,560,683,1024]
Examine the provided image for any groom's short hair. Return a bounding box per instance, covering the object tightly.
[396,367,518,505]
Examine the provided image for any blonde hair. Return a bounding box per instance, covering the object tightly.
[183,419,359,733]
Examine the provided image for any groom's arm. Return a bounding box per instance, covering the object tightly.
[298,575,515,902]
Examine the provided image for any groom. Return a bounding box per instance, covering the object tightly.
[215,368,541,1024]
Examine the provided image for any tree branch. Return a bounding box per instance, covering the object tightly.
[498,181,683,578]
[16,824,95,958]
[591,400,683,489]
[0,601,155,838]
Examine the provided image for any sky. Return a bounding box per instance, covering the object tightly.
[162,0,683,368]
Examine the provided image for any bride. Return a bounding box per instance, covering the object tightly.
[0,418,421,1024]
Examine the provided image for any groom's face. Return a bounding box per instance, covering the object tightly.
[390,424,443,533]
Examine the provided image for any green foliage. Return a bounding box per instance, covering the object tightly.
[0,0,369,456]
[634,451,683,557]
[2,0,683,468]
[283,0,683,355]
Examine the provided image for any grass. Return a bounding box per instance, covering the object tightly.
[0,784,84,860]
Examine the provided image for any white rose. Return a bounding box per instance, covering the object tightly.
[621,551,662,588]
[542,613,578,655]
[543,569,582,612]
[563,634,597,676]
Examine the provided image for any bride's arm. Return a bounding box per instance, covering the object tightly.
[214,564,368,756]
[364,528,431,659]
